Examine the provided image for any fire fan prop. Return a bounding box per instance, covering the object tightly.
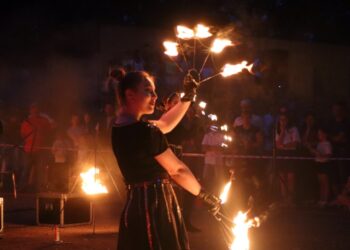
[163,24,254,85]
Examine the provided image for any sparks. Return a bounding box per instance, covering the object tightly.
[176,25,194,39]
[163,41,179,57]
[194,24,212,38]
[211,38,233,53]
[80,167,108,195]
[221,61,254,77]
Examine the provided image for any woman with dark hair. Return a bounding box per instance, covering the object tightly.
[275,112,301,205]
[112,71,220,250]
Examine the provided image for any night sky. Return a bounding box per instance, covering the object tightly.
[1,0,350,61]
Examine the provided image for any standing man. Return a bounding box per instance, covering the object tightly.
[20,103,53,192]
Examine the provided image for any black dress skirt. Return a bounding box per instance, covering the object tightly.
[112,121,190,250]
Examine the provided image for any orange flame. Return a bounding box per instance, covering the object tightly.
[230,212,260,250]
[211,38,233,53]
[163,41,179,57]
[176,25,194,39]
[194,24,212,38]
[219,181,232,204]
[80,167,108,195]
[221,61,254,77]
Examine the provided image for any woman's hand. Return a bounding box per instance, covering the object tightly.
[197,189,221,216]
[181,70,199,102]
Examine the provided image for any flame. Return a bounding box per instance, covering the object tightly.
[221,61,254,77]
[230,212,260,250]
[80,167,108,195]
[201,110,206,116]
[199,101,207,109]
[176,25,194,39]
[194,24,212,38]
[211,38,233,53]
[221,143,228,148]
[163,41,179,57]
[219,181,232,204]
[221,124,228,131]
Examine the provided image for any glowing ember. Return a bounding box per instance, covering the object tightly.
[176,25,194,39]
[199,101,207,109]
[219,181,232,204]
[80,167,108,195]
[221,61,254,77]
[230,212,260,250]
[208,114,218,121]
[194,24,212,38]
[163,41,179,57]
[211,38,233,53]
[221,124,228,131]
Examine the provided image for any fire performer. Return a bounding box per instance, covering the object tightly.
[112,71,221,250]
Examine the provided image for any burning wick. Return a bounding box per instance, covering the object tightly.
[163,41,179,57]
[176,25,194,39]
[199,60,253,84]
[194,24,212,38]
[198,101,207,109]
[221,61,254,77]
[211,38,233,53]
[80,167,108,195]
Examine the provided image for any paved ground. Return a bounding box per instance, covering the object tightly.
[1,192,350,250]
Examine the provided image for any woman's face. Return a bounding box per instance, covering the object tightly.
[130,78,157,115]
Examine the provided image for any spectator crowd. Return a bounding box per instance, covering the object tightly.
[0,54,349,214]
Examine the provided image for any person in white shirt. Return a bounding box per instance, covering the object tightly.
[308,127,332,206]
[233,99,263,130]
[276,112,301,205]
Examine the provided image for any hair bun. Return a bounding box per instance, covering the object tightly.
[110,67,126,82]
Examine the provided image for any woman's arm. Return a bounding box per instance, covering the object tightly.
[155,148,201,196]
[150,101,191,134]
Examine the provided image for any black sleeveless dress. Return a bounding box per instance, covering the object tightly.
[112,121,190,250]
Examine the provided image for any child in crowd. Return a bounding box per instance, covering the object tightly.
[308,127,332,206]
